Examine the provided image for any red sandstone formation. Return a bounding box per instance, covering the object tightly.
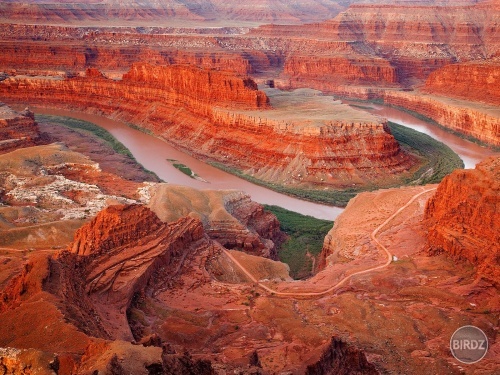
[71,204,164,257]
[424,62,500,106]
[0,103,40,154]
[274,1,499,89]
[0,64,415,189]
[0,1,495,88]
[425,157,500,284]
[122,63,268,109]
[382,90,500,146]
[283,55,398,87]
[70,204,213,340]
[147,185,285,259]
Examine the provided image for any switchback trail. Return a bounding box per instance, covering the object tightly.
[223,187,437,297]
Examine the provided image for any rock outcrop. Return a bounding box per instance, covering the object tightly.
[69,204,214,340]
[283,55,399,88]
[0,102,40,154]
[425,157,500,284]
[0,65,416,188]
[306,337,379,375]
[146,184,284,259]
[424,62,500,106]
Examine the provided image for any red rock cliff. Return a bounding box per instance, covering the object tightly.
[425,157,500,284]
[283,55,399,87]
[276,2,499,88]
[424,62,500,106]
[382,90,500,146]
[0,103,40,154]
[70,204,212,340]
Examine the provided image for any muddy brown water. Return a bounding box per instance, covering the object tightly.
[34,103,497,220]
[34,108,344,220]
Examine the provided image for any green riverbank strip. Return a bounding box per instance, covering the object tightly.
[388,122,464,184]
[36,114,160,180]
[211,123,463,207]
[210,160,358,207]
[264,205,333,280]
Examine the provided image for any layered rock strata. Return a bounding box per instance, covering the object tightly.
[382,90,500,146]
[425,156,500,284]
[0,64,415,188]
[424,62,500,106]
[1,1,496,87]
[146,184,284,259]
[69,204,215,340]
[0,103,40,154]
[283,55,399,87]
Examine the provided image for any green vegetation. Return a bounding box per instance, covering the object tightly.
[348,103,375,111]
[37,114,134,157]
[264,205,333,280]
[388,122,464,184]
[173,162,194,177]
[125,122,154,135]
[36,114,160,180]
[210,162,359,207]
[168,159,201,179]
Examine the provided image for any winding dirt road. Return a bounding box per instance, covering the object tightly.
[223,187,437,297]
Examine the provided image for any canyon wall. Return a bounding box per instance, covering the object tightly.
[0,65,414,189]
[277,2,499,88]
[424,62,500,106]
[283,56,399,87]
[0,103,40,154]
[425,157,500,284]
[382,90,500,146]
[1,1,497,87]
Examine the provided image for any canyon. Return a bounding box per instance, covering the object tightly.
[0,1,498,146]
[0,0,499,374]
[1,154,499,374]
[0,65,417,190]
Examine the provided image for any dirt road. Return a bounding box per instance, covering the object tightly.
[223,187,437,297]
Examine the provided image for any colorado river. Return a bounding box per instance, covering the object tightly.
[34,102,497,221]
[355,103,498,169]
[34,108,344,221]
